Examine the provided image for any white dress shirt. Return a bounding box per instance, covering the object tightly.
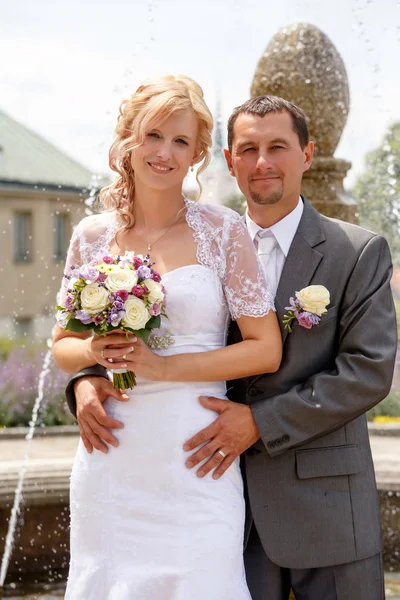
[246,198,304,297]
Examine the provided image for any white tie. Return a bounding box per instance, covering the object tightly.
[256,231,278,296]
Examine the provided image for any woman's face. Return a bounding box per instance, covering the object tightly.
[131,110,199,191]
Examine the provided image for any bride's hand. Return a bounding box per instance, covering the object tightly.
[107,337,166,381]
[90,332,137,370]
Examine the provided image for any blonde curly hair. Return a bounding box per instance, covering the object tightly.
[100,75,214,231]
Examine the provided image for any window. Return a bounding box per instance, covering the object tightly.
[14,212,32,263]
[53,213,69,262]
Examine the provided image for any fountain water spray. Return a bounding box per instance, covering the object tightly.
[0,336,54,589]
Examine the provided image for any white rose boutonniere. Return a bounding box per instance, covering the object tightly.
[283,285,330,332]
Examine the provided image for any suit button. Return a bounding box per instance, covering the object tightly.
[275,438,283,446]
[267,441,275,449]
[282,434,290,443]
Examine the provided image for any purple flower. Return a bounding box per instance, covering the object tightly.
[138,266,152,280]
[65,294,75,311]
[131,285,145,299]
[285,296,302,312]
[75,310,93,325]
[116,290,129,302]
[93,314,105,325]
[296,311,320,329]
[79,265,100,284]
[149,302,161,317]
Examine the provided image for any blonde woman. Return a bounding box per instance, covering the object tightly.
[53,75,281,599]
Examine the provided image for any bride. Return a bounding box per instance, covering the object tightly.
[52,75,282,599]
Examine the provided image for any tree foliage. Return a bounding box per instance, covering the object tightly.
[223,194,246,215]
[353,122,400,263]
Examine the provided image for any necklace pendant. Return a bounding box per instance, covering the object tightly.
[147,244,151,252]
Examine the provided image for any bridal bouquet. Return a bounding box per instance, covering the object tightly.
[56,251,166,389]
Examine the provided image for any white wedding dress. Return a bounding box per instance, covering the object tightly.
[60,201,273,600]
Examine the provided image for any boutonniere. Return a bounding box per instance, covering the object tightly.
[283,285,330,332]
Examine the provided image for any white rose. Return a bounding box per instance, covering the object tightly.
[81,283,110,314]
[144,279,165,304]
[105,266,138,293]
[296,285,330,316]
[122,296,151,330]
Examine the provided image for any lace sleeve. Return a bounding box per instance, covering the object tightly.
[221,211,275,321]
[185,201,275,321]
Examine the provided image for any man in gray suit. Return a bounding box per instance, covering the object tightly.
[64,96,397,599]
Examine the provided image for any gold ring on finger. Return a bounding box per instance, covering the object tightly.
[122,354,127,360]
[217,449,226,459]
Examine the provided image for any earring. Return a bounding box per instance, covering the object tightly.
[190,165,194,172]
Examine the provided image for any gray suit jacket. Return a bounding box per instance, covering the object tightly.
[65,199,397,570]
[228,199,397,569]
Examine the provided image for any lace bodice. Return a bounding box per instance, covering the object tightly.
[60,200,274,320]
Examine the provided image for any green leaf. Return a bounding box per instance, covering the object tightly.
[147,315,161,329]
[65,319,94,333]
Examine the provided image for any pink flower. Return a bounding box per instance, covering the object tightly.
[149,302,161,317]
[131,285,145,299]
[133,256,143,269]
[296,313,314,329]
[116,290,129,302]
[103,255,113,264]
[152,270,161,283]
[97,272,108,283]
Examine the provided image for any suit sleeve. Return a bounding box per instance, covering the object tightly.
[65,365,109,418]
[251,235,398,457]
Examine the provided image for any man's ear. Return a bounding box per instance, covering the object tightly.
[303,141,314,173]
[223,148,235,176]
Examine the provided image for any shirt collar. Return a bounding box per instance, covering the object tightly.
[246,197,304,257]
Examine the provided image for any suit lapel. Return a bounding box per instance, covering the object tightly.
[275,199,326,345]
[242,199,326,345]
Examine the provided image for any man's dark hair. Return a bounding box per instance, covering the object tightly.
[227,95,309,151]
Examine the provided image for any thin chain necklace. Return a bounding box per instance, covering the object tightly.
[144,203,186,253]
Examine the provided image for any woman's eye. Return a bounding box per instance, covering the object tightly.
[176,138,188,145]
[148,132,160,139]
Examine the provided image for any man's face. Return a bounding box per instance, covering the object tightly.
[224,111,313,209]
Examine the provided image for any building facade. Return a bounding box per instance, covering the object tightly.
[0,110,95,339]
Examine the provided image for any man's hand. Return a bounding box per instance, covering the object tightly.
[183,396,261,479]
[75,377,129,454]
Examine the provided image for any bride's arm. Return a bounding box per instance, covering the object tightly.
[164,311,281,380]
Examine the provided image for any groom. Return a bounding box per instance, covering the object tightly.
[65,96,397,599]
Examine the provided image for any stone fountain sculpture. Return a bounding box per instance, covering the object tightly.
[251,23,358,223]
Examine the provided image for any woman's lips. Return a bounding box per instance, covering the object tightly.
[148,162,173,174]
